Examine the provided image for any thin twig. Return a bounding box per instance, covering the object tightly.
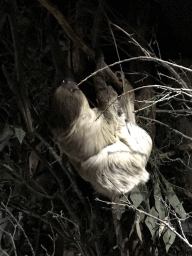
[77,56,190,90]
[35,132,90,217]
[140,116,192,142]
[1,203,36,256]
[110,22,151,57]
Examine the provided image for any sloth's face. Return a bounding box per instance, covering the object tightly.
[50,83,90,132]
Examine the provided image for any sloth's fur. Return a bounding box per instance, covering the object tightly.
[51,81,152,198]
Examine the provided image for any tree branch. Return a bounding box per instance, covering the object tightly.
[37,0,123,92]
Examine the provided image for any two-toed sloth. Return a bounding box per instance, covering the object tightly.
[50,75,152,198]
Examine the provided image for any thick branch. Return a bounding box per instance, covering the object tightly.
[37,0,123,91]
[38,0,95,59]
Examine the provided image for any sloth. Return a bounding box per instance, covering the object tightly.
[50,74,152,198]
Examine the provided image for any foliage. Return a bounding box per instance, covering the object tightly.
[1,0,192,255]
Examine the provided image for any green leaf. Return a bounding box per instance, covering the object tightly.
[116,202,126,220]
[113,195,126,220]
[145,207,159,237]
[0,123,14,142]
[0,167,13,180]
[165,182,186,219]
[130,186,144,207]
[154,182,165,220]
[135,214,143,241]
[163,227,176,252]
[14,127,26,144]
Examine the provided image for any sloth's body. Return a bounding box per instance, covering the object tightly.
[51,81,152,198]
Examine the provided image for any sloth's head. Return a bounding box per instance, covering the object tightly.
[50,79,89,131]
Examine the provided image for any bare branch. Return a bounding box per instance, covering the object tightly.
[37,0,123,91]
[38,0,95,60]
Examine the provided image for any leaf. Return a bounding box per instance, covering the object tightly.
[135,214,142,241]
[0,217,10,241]
[0,167,14,180]
[116,202,126,220]
[0,137,11,152]
[165,182,186,219]
[154,182,165,220]
[116,195,126,220]
[163,227,176,252]
[0,123,14,142]
[14,127,26,144]
[145,207,159,237]
[158,216,168,238]
[130,186,144,207]
[3,155,15,170]
[29,142,46,176]
[29,151,39,176]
